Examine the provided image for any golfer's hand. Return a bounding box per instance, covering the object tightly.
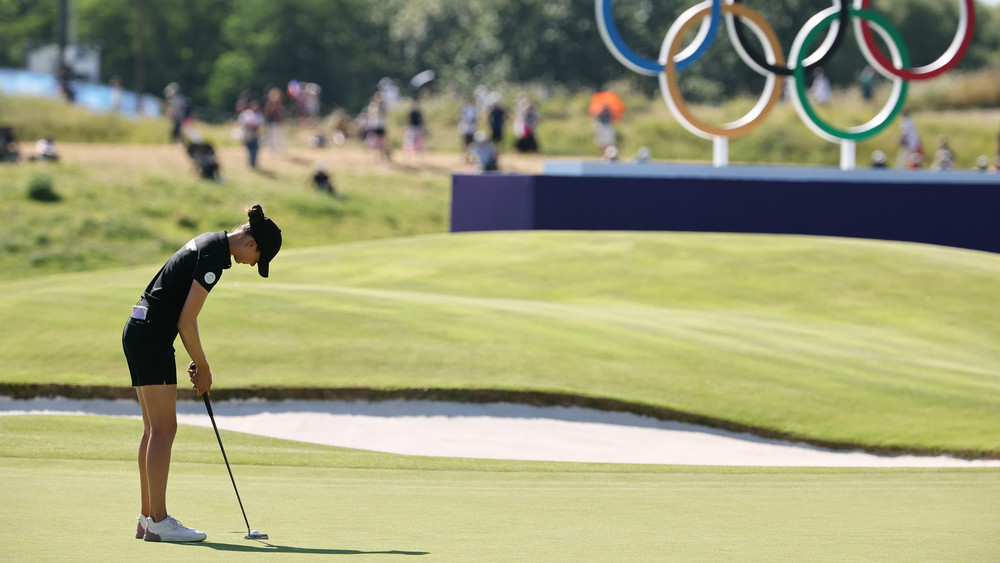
[188,361,213,395]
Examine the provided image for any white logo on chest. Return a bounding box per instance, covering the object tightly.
[204,272,217,285]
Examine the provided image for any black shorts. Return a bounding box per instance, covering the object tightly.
[122,317,177,386]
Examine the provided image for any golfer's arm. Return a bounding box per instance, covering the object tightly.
[177,280,211,372]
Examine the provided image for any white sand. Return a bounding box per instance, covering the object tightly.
[2,396,997,468]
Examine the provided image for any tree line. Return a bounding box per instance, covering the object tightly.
[1,0,998,114]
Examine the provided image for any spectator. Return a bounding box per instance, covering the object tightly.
[185,141,220,181]
[469,130,498,172]
[931,136,955,171]
[594,105,616,156]
[164,83,188,143]
[311,162,336,195]
[403,99,426,163]
[110,76,123,113]
[263,87,287,155]
[0,126,20,163]
[601,145,619,163]
[633,146,651,164]
[808,68,832,106]
[377,77,400,109]
[870,149,888,169]
[235,85,254,113]
[974,155,989,172]
[365,92,391,161]
[31,136,59,162]
[329,109,350,146]
[459,98,477,156]
[302,83,322,128]
[513,95,540,153]
[487,94,506,151]
[237,99,263,169]
[896,109,923,169]
[859,65,875,103]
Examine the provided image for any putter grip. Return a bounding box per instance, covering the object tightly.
[203,392,213,416]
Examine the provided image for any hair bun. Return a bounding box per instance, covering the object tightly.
[247,204,265,222]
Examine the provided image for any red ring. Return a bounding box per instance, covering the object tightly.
[857,0,975,80]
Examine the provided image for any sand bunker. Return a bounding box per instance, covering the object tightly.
[2,396,997,468]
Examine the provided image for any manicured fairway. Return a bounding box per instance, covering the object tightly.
[1,416,998,562]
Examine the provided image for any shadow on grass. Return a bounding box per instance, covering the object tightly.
[186,540,428,555]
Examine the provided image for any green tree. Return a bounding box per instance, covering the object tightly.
[0,1,58,69]
[76,0,233,103]
[214,0,391,112]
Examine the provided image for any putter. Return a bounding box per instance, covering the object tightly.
[203,391,269,540]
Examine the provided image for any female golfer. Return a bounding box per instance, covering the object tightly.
[123,204,281,542]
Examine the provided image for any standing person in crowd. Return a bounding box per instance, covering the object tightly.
[235,85,254,113]
[897,109,923,169]
[123,204,282,543]
[365,92,391,161]
[487,94,506,154]
[594,105,616,157]
[0,126,19,162]
[513,95,540,153]
[164,83,188,143]
[808,68,832,106]
[110,76,123,113]
[263,87,287,155]
[459,97,478,161]
[932,136,955,171]
[237,99,263,169]
[403,98,427,163]
[859,65,875,103]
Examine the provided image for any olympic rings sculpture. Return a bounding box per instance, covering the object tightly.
[596,0,976,165]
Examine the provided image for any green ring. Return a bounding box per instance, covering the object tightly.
[793,8,909,142]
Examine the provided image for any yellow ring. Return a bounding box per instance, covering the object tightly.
[660,3,785,139]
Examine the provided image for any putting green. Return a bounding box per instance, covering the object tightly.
[2,416,998,561]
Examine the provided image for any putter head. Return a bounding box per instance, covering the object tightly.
[245,531,268,540]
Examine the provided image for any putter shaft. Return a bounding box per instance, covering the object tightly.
[203,393,255,536]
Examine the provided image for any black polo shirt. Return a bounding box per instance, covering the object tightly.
[139,231,232,338]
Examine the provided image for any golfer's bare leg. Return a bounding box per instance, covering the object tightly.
[135,388,152,519]
[137,384,177,523]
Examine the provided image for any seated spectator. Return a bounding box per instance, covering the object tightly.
[870,149,888,169]
[601,145,619,163]
[633,146,651,164]
[311,163,336,195]
[974,155,989,172]
[31,136,59,162]
[185,141,221,181]
[469,131,498,172]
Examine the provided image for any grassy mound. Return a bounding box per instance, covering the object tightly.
[1,231,998,456]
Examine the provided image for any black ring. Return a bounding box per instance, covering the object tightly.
[729,0,851,76]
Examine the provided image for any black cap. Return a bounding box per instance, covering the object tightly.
[248,211,282,278]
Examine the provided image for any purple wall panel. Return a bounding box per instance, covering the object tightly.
[451,171,1000,253]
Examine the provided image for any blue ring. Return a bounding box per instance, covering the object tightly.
[598,0,722,74]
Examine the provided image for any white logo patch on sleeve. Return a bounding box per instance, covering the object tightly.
[204,272,217,285]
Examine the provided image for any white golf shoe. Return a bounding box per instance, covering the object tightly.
[135,515,147,539]
[143,515,207,542]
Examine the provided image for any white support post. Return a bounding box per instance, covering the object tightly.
[840,140,856,171]
[712,136,728,168]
